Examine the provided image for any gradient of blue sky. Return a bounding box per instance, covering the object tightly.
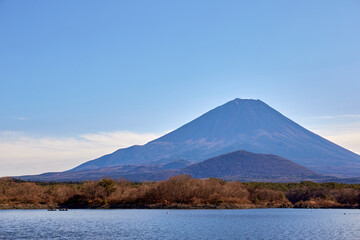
[0,0,359,176]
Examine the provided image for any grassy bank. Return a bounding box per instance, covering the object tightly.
[1,175,359,209]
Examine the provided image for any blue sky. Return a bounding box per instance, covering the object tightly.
[0,0,360,176]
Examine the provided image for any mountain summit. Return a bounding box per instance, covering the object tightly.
[71,98,360,177]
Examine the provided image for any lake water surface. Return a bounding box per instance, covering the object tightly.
[0,209,359,239]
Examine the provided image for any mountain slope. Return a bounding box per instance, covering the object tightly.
[70,98,360,177]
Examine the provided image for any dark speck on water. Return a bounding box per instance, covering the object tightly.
[0,209,359,240]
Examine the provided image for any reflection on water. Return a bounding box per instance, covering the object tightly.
[0,209,359,240]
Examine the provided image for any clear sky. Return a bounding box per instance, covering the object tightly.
[0,0,359,177]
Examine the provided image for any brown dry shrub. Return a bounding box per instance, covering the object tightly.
[332,188,360,205]
[8,182,45,203]
[0,178,16,198]
[108,181,131,202]
[48,185,77,203]
[251,188,288,204]
[221,181,250,203]
[295,198,341,208]
[81,181,103,200]
[156,175,195,203]
[194,178,223,200]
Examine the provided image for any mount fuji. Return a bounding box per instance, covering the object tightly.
[68,98,360,178]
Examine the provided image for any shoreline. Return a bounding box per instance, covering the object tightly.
[1,204,359,210]
[1,176,360,210]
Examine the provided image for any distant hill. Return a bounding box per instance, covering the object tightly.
[68,98,360,177]
[148,150,325,182]
[184,150,319,179]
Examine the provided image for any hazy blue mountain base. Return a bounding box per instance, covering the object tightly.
[19,151,360,183]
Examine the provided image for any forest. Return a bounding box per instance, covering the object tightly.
[0,175,359,209]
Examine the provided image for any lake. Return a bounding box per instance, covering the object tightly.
[0,209,359,239]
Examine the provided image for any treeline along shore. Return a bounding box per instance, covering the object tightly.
[1,175,360,209]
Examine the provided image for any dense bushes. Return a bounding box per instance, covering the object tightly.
[244,181,360,208]
[0,176,359,209]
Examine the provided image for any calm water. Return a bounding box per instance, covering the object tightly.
[0,209,359,239]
